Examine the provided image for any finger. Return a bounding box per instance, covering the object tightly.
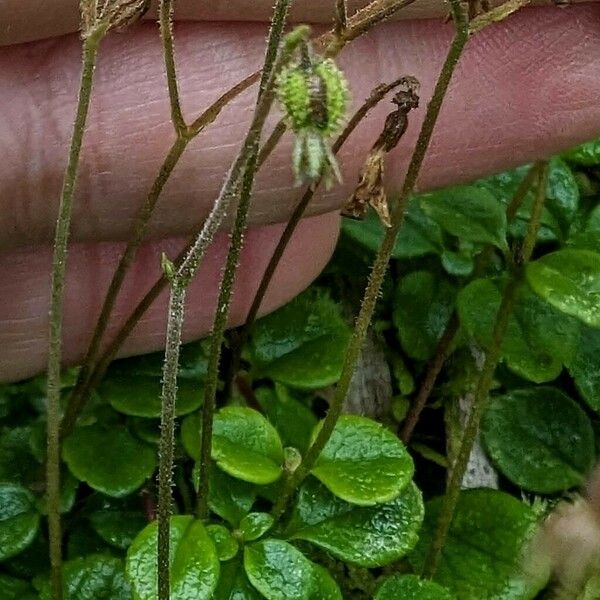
[0,212,340,382]
[0,7,598,250]
[3,0,576,46]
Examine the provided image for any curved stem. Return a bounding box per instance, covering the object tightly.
[46,28,104,600]
[421,161,549,579]
[272,1,470,522]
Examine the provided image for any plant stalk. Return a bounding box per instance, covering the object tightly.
[46,27,105,600]
[156,282,186,600]
[195,0,294,519]
[421,161,549,579]
[271,0,470,522]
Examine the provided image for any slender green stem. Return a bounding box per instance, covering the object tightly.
[159,0,186,134]
[60,137,187,438]
[157,283,186,600]
[46,27,104,600]
[196,151,260,519]
[155,17,301,594]
[421,161,549,579]
[227,78,410,394]
[271,0,470,523]
[195,0,294,519]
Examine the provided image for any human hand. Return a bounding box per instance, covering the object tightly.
[0,0,599,381]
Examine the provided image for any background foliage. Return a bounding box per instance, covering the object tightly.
[2,137,600,598]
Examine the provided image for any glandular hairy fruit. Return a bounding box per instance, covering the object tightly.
[277,43,349,185]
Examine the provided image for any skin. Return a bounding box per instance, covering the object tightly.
[0,1,599,381]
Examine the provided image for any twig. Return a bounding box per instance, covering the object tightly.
[195,0,294,520]
[271,0,471,523]
[155,21,305,596]
[45,25,106,600]
[421,161,550,578]
[469,0,530,34]
[335,0,348,36]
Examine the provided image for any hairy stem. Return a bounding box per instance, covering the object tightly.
[157,283,186,600]
[65,0,428,424]
[421,161,549,579]
[46,27,105,600]
[271,0,470,522]
[155,18,302,594]
[159,0,185,133]
[195,0,293,520]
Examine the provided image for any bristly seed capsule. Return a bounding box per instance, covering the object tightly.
[276,42,349,186]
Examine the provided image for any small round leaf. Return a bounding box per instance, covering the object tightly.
[375,575,455,600]
[311,415,413,505]
[63,424,156,497]
[126,515,219,600]
[244,539,341,600]
[410,490,549,599]
[38,555,131,599]
[0,483,39,561]
[239,512,274,542]
[287,478,423,567]
[527,249,600,328]
[207,524,239,561]
[481,387,594,493]
[182,407,284,485]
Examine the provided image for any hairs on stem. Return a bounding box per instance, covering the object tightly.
[154,17,303,597]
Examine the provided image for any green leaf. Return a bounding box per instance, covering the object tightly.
[0,573,35,599]
[99,341,207,418]
[255,385,317,453]
[393,271,456,361]
[62,424,156,497]
[568,325,600,413]
[458,279,579,382]
[126,515,219,600]
[311,415,413,505]
[206,466,257,526]
[89,497,147,550]
[248,288,351,389]
[206,524,239,561]
[38,555,132,599]
[527,249,600,328]
[0,483,40,561]
[342,201,443,259]
[375,575,455,600]
[476,166,560,241]
[239,512,274,542]
[481,387,594,493]
[287,478,423,567]
[182,407,284,485]
[419,185,508,250]
[0,426,40,486]
[214,557,262,600]
[410,490,549,599]
[562,137,600,166]
[244,539,341,600]
[545,157,579,234]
